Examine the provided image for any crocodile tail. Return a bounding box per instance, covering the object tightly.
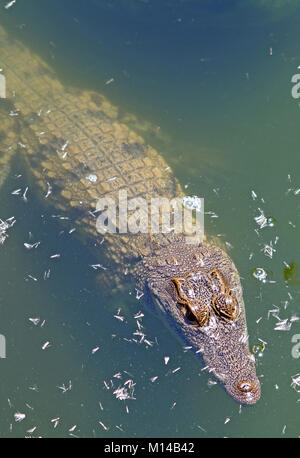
[0,26,23,190]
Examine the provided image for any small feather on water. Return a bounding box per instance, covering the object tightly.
[29,318,40,326]
[42,341,51,350]
[14,412,26,422]
[4,1,17,11]
[99,420,109,431]
[172,367,181,374]
[90,263,107,270]
[291,373,300,392]
[57,380,72,393]
[51,418,60,428]
[24,242,40,249]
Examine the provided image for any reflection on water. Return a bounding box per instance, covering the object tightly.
[0,0,300,437]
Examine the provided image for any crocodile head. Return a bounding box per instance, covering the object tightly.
[138,241,261,405]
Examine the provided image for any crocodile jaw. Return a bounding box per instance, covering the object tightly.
[138,242,261,405]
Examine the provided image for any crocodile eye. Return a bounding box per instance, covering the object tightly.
[171,277,210,327]
[211,290,240,322]
[171,276,190,303]
[184,301,210,327]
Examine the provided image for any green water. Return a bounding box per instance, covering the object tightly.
[0,0,299,438]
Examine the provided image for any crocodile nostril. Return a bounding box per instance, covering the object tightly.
[237,380,255,393]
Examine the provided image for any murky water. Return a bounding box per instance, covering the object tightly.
[0,0,299,438]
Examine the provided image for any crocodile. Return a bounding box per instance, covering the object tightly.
[0,25,261,405]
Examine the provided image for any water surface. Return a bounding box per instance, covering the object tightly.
[0,0,299,438]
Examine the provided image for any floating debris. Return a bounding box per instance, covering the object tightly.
[24,242,40,250]
[22,186,29,202]
[254,209,276,229]
[291,373,300,393]
[43,269,51,280]
[205,211,218,219]
[252,267,267,283]
[99,420,109,431]
[4,1,17,10]
[11,189,21,195]
[45,182,52,198]
[0,217,16,245]
[14,412,26,422]
[182,195,203,213]
[114,314,125,322]
[105,78,115,85]
[86,174,98,183]
[266,216,276,227]
[51,417,60,428]
[267,305,280,320]
[90,263,107,270]
[115,425,124,432]
[29,317,40,326]
[252,343,264,358]
[113,383,135,401]
[28,385,39,392]
[274,318,294,331]
[9,109,19,116]
[25,274,38,282]
[135,289,144,300]
[42,341,51,350]
[57,380,72,393]
[283,262,300,285]
[251,190,257,200]
[262,241,276,259]
[172,367,181,374]
[268,307,299,331]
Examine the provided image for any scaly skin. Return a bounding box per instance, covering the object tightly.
[0,99,21,190]
[0,25,260,404]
